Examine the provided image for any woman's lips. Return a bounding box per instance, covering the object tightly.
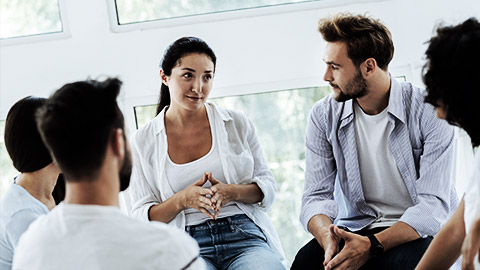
[186,95,203,101]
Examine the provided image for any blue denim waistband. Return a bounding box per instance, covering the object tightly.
[185,214,251,233]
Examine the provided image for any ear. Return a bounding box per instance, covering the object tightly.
[111,129,125,160]
[361,58,377,77]
[160,69,169,87]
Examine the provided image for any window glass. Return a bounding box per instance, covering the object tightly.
[0,120,19,197]
[0,0,62,39]
[133,86,331,262]
[115,0,323,25]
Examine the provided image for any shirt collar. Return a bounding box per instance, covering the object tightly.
[152,102,232,135]
[340,75,405,123]
[386,77,406,124]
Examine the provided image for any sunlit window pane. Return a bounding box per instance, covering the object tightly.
[115,0,323,25]
[0,0,63,39]
[133,86,331,262]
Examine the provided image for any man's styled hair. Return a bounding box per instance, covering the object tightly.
[318,13,394,70]
[423,18,480,147]
[4,96,52,173]
[36,78,125,181]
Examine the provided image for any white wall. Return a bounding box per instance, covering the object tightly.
[1,0,479,131]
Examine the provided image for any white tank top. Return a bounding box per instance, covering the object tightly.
[165,105,244,226]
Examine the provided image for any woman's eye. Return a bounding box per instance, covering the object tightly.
[331,65,339,70]
[182,73,193,78]
[204,74,212,80]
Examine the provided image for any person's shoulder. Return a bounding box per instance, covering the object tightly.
[129,114,164,152]
[131,112,163,139]
[208,102,252,132]
[12,209,66,270]
[147,222,200,264]
[396,81,433,115]
[398,82,431,107]
[209,102,247,121]
[130,219,193,243]
[0,184,20,220]
[119,218,200,265]
[0,185,47,223]
[23,205,61,232]
[310,93,340,120]
[14,211,53,249]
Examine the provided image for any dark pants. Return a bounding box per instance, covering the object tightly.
[291,227,433,270]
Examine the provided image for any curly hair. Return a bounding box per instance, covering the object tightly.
[318,12,394,70]
[423,18,480,147]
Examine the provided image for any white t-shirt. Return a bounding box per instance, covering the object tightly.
[354,102,413,228]
[464,150,480,269]
[166,105,244,226]
[12,203,205,270]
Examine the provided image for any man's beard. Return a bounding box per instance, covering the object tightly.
[119,138,132,192]
[333,71,369,102]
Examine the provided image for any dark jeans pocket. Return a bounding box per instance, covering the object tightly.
[232,221,268,243]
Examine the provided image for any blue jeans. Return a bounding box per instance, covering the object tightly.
[185,214,283,270]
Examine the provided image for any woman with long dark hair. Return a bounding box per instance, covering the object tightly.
[129,37,286,269]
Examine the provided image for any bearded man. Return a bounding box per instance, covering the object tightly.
[292,13,458,270]
[12,78,204,270]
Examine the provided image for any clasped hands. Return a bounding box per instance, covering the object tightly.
[180,172,235,220]
[322,224,371,270]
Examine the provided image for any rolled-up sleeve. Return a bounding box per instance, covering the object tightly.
[129,132,161,221]
[399,109,456,237]
[300,103,338,232]
[243,117,277,212]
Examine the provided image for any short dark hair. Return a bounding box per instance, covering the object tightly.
[156,37,217,115]
[36,78,125,181]
[423,18,480,147]
[318,13,394,70]
[4,96,52,172]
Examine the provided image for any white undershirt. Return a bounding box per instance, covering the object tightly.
[464,149,480,269]
[165,105,243,226]
[354,101,413,229]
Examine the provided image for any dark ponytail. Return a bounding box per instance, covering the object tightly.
[156,84,171,116]
[156,37,217,115]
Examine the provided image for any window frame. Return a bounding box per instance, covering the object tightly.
[0,0,71,47]
[107,0,386,33]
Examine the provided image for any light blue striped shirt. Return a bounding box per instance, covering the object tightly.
[301,78,458,237]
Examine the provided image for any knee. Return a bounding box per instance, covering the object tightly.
[291,239,325,270]
[384,237,433,269]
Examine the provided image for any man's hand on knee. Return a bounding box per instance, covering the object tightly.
[321,224,342,266]
[325,226,370,270]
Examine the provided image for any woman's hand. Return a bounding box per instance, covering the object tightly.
[462,218,480,270]
[179,173,215,219]
[208,172,237,219]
